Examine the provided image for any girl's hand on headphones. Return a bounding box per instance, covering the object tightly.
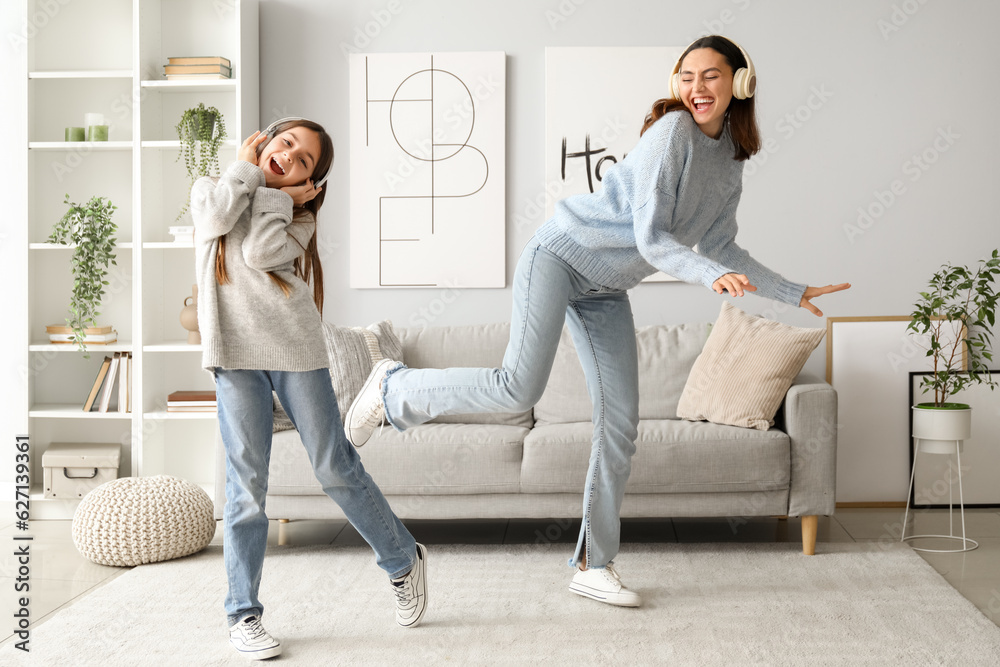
[280,179,322,207]
[239,130,268,166]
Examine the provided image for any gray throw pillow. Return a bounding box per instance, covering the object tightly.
[273,320,403,431]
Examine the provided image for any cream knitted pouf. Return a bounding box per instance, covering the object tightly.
[72,475,216,567]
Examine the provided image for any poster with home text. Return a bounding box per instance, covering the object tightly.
[545,47,683,282]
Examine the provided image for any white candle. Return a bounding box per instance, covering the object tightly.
[84,113,105,127]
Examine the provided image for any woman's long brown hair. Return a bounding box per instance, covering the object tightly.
[640,35,760,162]
[216,119,333,315]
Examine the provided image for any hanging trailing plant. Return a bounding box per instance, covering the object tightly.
[48,195,119,358]
[175,103,227,220]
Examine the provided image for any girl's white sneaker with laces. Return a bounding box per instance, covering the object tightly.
[345,359,396,448]
[229,615,281,660]
[390,542,428,627]
[569,563,642,607]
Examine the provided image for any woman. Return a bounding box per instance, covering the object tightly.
[346,36,850,608]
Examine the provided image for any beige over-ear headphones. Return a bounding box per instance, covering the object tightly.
[668,36,756,101]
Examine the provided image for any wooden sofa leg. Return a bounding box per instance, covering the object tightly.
[801,515,818,555]
[278,519,290,546]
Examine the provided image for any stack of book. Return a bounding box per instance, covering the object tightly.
[164,56,232,80]
[167,390,217,413]
[47,325,117,345]
[84,352,131,413]
[169,226,194,244]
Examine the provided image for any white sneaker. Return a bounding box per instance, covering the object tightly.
[345,359,396,448]
[569,563,641,607]
[390,542,428,627]
[229,615,281,660]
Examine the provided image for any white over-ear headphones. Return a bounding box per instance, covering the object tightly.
[263,116,330,188]
[668,36,756,101]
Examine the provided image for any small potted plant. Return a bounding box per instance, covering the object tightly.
[47,195,119,358]
[907,249,999,450]
[175,103,227,220]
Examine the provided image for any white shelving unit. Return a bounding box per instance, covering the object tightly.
[23,0,258,518]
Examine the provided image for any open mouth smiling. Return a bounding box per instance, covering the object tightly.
[692,96,715,113]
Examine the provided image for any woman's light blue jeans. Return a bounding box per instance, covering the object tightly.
[383,237,639,570]
[215,367,417,627]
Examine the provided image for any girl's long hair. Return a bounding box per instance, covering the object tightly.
[216,119,334,315]
[640,35,760,162]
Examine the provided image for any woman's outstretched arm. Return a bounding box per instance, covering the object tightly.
[699,185,851,314]
[697,184,808,306]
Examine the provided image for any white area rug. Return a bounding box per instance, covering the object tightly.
[3,542,999,665]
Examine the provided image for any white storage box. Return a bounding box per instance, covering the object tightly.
[42,442,121,499]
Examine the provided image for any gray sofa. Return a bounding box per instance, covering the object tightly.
[214,322,837,555]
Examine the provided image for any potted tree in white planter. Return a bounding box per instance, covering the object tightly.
[907,249,999,451]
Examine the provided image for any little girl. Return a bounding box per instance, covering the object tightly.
[192,118,428,660]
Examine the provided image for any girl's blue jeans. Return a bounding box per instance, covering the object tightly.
[383,237,640,570]
[215,367,417,627]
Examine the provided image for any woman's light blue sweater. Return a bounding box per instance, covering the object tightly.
[534,110,807,307]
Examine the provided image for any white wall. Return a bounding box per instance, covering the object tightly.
[4,0,998,446]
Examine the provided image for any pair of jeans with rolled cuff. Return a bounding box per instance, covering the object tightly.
[216,366,416,626]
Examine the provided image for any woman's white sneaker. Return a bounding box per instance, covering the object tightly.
[345,359,396,447]
[229,615,281,660]
[569,563,641,607]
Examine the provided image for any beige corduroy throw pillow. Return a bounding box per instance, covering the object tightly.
[676,302,826,430]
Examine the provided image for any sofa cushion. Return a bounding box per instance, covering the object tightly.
[534,323,712,425]
[520,420,790,494]
[397,323,533,428]
[267,424,527,496]
[676,302,826,431]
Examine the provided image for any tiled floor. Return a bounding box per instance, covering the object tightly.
[2,508,999,648]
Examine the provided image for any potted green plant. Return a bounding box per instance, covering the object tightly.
[47,195,119,358]
[175,103,227,220]
[907,249,999,451]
